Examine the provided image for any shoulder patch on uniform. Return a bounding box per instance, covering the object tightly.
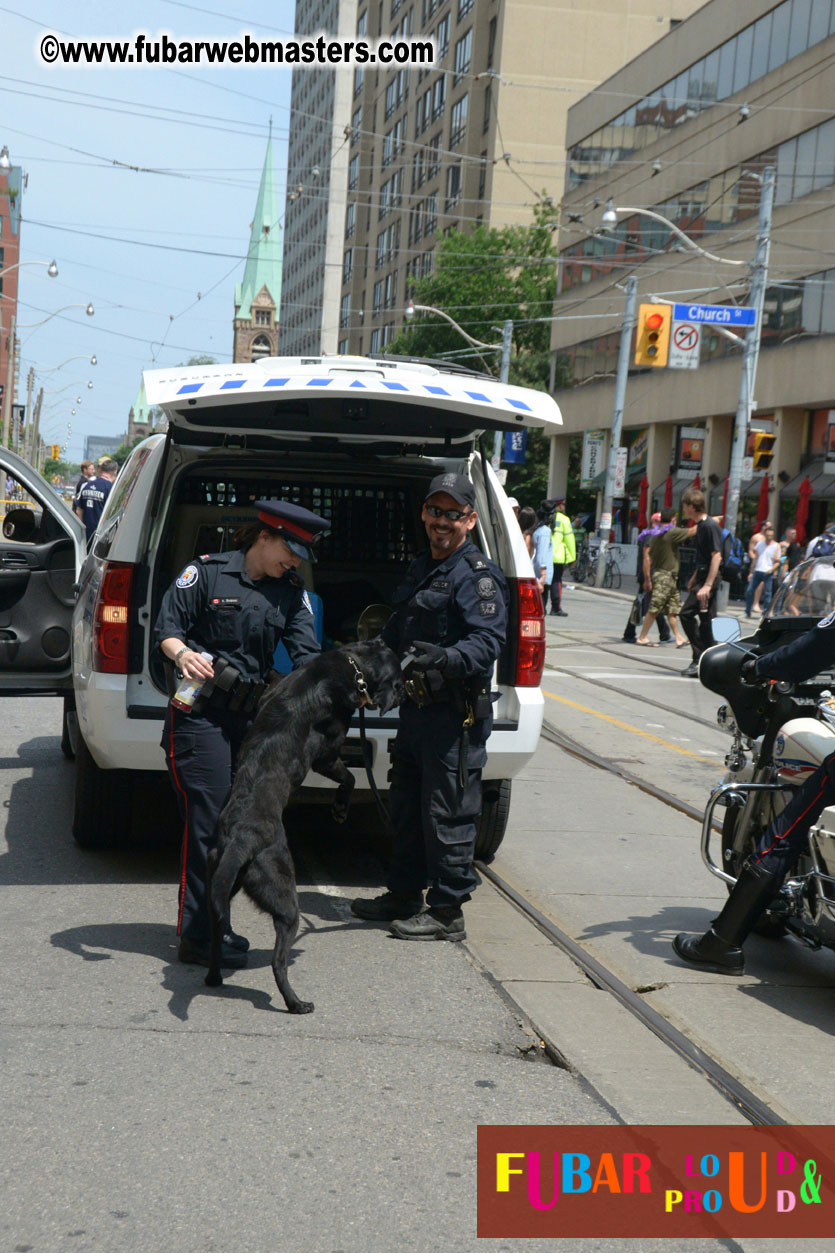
[176,564,199,589]
[476,576,497,600]
[818,608,835,629]
[479,600,498,616]
[198,554,211,561]
[302,590,313,614]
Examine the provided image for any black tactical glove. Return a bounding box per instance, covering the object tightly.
[740,656,759,684]
[409,640,449,670]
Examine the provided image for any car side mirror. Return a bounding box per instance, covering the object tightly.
[2,507,36,542]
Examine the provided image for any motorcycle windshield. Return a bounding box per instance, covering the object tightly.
[765,555,835,624]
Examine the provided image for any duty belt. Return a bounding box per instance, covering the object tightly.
[192,655,265,715]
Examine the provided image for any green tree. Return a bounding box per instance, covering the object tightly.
[388,202,558,390]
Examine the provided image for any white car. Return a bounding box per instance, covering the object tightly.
[0,355,561,855]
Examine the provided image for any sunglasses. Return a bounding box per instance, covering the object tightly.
[424,504,473,522]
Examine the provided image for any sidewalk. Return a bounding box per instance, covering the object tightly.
[561,572,750,620]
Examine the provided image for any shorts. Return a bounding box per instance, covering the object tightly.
[649,569,681,617]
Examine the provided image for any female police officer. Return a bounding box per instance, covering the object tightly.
[155,499,328,968]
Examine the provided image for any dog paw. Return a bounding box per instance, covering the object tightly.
[330,803,349,824]
[288,999,315,1014]
[204,972,223,987]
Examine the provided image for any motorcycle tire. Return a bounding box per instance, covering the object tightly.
[721,805,787,938]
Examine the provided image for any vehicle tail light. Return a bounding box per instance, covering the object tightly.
[514,577,545,687]
[92,561,134,674]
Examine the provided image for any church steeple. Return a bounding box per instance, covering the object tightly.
[233,124,281,362]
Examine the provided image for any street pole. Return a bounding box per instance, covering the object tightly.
[18,366,33,456]
[723,165,775,541]
[1,311,16,450]
[29,388,43,470]
[596,275,637,586]
[492,319,513,468]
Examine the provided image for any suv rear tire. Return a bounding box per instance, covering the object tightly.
[61,694,78,761]
[72,735,133,848]
[475,778,511,863]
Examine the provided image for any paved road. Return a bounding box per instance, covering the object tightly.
[0,697,615,1253]
[3,591,834,1249]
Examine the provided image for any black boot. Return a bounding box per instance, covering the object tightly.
[672,860,783,975]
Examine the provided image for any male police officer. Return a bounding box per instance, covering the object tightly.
[351,473,507,941]
[673,605,835,976]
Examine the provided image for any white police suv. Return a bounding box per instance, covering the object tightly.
[0,356,561,855]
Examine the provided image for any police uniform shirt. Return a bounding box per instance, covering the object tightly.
[383,539,507,679]
[755,609,835,685]
[154,549,320,681]
[78,475,113,536]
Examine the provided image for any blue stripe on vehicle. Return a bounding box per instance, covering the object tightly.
[220,380,245,389]
[424,386,449,395]
[177,383,202,394]
[466,391,491,403]
[307,378,333,386]
[507,398,532,411]
[264,378,290,387]
[349,379,367,387]
[382,381,408,391]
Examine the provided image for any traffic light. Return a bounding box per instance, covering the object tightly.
[50,444,61,462]
[634,303,672,368]
[752,431,776,471]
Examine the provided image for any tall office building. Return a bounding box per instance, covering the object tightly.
[278,0,359,356]
[0,145,22,426]
[548,0,835,538]
[336,0,705,357]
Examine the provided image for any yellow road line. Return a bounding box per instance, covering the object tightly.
[541,688,717,762]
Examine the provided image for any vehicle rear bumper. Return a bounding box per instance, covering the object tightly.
[78,680,545,784]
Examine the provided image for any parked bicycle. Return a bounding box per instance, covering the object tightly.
[571,540,593,583]
[585,544,622,590]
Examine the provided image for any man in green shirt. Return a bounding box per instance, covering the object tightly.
[635,506,694,647]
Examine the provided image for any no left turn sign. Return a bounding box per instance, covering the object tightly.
[668,318,701,369]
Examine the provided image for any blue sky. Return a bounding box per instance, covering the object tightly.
[2,1,298,461]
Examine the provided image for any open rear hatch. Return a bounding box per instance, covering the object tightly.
[144,355,563,452]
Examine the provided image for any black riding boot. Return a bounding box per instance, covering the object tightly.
[672,860,783,975]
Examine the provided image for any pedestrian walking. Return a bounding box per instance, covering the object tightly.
[532,504,554,606]
[635,507,691,647]
[517,505,537,560]
[550,498,575,617]
[623,513,672,643]
[350,472,507,942]
[154,499,328,968]
[779,525,802,582]
[679,487,723,677]
[73,460,95,510]
[745,523,780,617]
[75,458,118,540]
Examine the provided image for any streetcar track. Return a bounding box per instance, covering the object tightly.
[477,860,787,1127]
[540,717,719,828]
[543,656,720,734]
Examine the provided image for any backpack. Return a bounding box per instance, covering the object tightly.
[812,532,835,558]
[720,528,746,581]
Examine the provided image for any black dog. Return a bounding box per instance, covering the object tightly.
[205,639,405,1013]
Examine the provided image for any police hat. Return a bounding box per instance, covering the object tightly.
[425,473,475,510]
[254,500,330,562]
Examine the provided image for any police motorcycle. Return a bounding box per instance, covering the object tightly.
[699,555,835,949]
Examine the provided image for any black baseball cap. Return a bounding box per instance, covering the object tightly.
[425,473,475,510]
[254,500,330,562]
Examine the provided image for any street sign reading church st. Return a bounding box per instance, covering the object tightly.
[672,303,757,327]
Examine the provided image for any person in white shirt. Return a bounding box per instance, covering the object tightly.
[745,523,780,617]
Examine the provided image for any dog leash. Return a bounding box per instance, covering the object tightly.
[357,704,396,836]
